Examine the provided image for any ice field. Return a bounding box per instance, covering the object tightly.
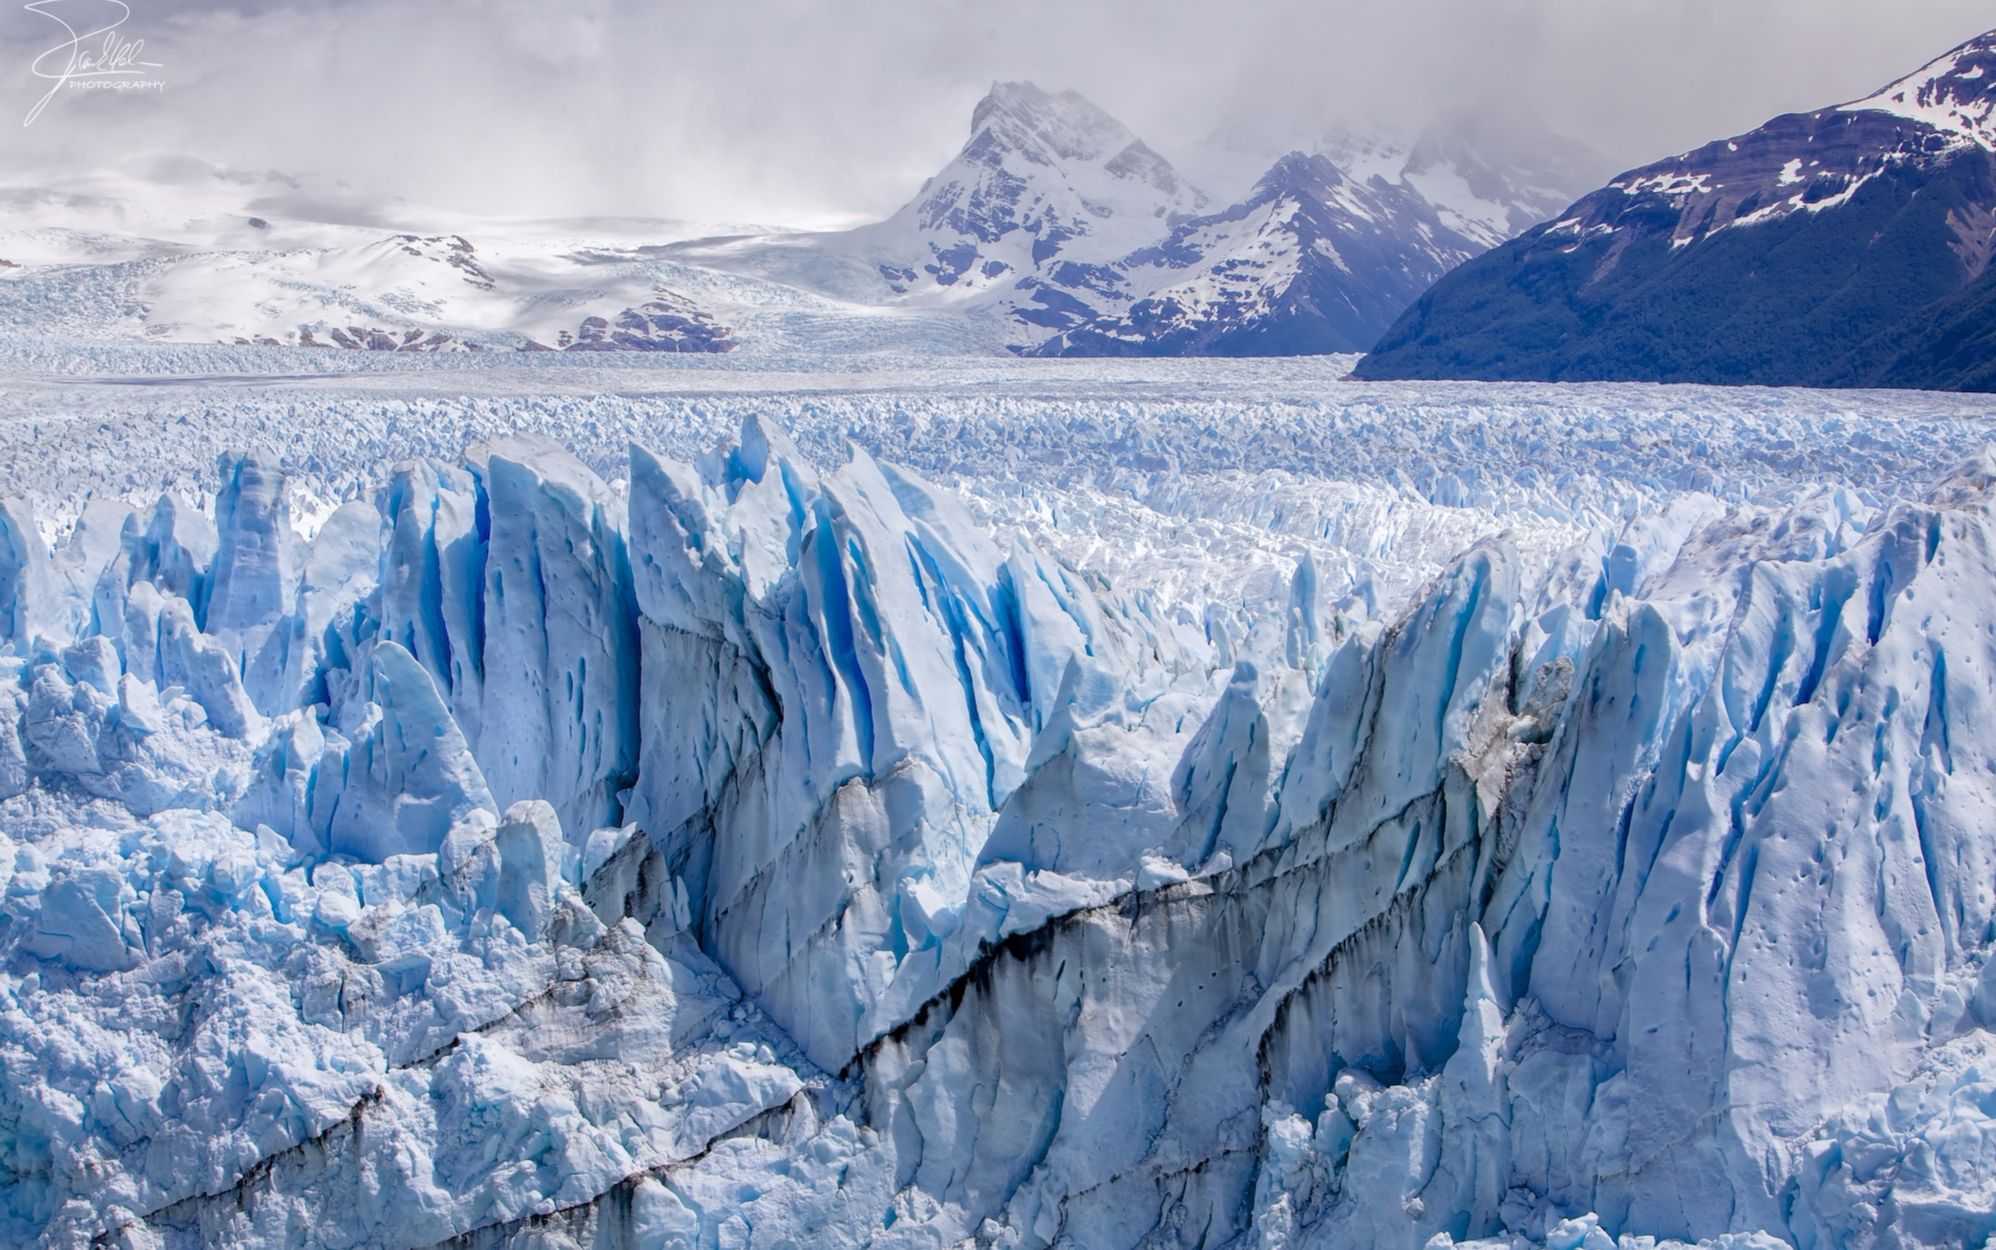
[2,350,1995,1249]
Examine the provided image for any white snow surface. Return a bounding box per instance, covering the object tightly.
[1181,114,1600,250]
[0,159,778,356]
[0,99,1595,364]
[1841,35,1996,151]
[3,350,1996,1249]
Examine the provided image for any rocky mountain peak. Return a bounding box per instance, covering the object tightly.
[1841,27,1996,149]
[1250,151,1344,201]
[967,81,1138,165]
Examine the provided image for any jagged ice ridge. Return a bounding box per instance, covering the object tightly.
[2,404,1996,1248]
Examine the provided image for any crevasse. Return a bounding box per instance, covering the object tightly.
[1,423,1993,1250]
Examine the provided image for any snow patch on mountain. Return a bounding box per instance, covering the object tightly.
[1842,30,1996,151]
[1357,26,1996,391]
[1564,29,1996,251]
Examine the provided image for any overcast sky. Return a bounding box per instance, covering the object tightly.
[2,0,1990,226]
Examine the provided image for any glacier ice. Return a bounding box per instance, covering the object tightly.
[1,395,1995,1249]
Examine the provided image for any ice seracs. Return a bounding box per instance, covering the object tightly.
[4,411,1996,1247]
[621,415,1203,1065]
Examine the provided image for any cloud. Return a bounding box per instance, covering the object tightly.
[0,0,1988,225]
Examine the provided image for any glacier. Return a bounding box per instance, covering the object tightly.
[2,364,1996,1249]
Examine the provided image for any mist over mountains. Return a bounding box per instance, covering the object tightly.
[0,82,1600,359]
[2,1,1989,226]
[1358,28,1996,391]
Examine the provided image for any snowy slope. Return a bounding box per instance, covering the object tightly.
[673,85,1590,355]
[0,236,747,354]
[1840,32,1996,152]
[1358,27,1996,390]
[0,97,1593,360]
[1183,110,1602,249]
[1569,28,1996,248]
[0,158,445,266]
[1018,113,1596,356]
[0,152,1087,358]
[1030,152,1485,355]
[1393,112,1606,246]
[666,81,1211,342]
[864,81,1208,283]
[0,159,828,355]
[3,356,1996,1247]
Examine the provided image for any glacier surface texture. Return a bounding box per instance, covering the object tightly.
[2,362,1996,1250]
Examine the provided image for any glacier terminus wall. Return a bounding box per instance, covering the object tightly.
[3,403,1995,1250]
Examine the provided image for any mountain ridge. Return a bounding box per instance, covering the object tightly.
[2,83,1600,360]
[1028,150,1487,356]
[1355,28,1996,391]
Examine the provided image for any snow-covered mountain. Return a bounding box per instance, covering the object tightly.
[675,85,1595,355]
[898,92,1597,352]
[1358,28,1996,391]
[0,92,1601,360]
[1024,109,1598,357]
[665,81,1213,341]
[5,372,1996,1247]
[1029,151,1486,355]
[859,81,1208,296]
[0,157,450,265]
[0,158,748,353]
[1182,110,1603,249]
